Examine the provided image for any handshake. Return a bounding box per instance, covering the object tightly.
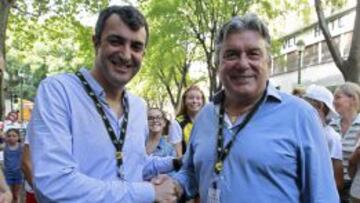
[152,174,183,203]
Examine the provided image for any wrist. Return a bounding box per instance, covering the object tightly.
[173,180,183,199]
[353,150,360,162]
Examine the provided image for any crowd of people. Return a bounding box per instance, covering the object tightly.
[2,4,360,203]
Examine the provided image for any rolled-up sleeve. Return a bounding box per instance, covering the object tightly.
[28,78,155,203]
[168,120,182,144]
[172,134,198,199]
[143,155,174,180]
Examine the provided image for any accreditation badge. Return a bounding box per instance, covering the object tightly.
[117,166,125,180]
[208,177,221,203]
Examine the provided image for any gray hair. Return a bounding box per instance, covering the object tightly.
[214,13,271,66]
[336,82,360,112]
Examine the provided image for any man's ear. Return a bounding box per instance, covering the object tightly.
[92,35,100,55]
[92,35,99,48]
[142,51,146,57]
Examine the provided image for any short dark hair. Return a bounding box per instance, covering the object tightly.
[94,5,149,46]
[215,13,271,66]
[6,128,21,142]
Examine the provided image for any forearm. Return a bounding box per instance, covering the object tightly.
[143,156,174,180]
[333,159,344,191]
[172,170,198,199]
[21,145,33,187]
[33,168,155,203]
[173,143,182,157]
[349,151,360,179]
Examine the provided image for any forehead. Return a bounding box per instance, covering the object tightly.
[186,89,202,96]
[222,30,268,51]
[102,14,147,44]
[7,131,18,135]
[148,109,163,116]
[335,90,350,97]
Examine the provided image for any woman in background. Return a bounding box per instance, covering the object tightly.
[330,82,360,203]
[146,108,176,158]
[176,85,205,154]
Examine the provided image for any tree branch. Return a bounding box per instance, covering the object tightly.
[157,68,176,107]
[314,0,345,75]
[11,4,41,18]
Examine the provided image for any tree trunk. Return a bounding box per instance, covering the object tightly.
[345,0,360,84]
[315,0,360,84]
[0,0,13,119]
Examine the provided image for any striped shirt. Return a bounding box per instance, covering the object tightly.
[330,114,360,181]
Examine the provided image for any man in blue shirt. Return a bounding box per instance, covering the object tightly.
[28,6,177,203]
[172,14,339,202]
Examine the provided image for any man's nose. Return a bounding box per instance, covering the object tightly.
[119,43,131,60]
[234,54,250,69]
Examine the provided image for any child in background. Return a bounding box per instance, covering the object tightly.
[4,129,23,203]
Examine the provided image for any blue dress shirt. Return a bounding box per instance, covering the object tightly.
[28,68,173,203]
[150,137,176,157]
[174,84,339,203]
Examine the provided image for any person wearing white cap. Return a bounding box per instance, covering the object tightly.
[304,84,344,192]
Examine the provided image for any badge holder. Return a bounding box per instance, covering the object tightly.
[207,175,221,203]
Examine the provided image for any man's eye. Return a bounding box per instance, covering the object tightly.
[248,51,261,58]
[109,40,122,46]
[132,43,144,52]
[223,52,238,60]
[107,37,125,46]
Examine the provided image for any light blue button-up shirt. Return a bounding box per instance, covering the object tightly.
[174,84,339,202]
[28,68,173,203]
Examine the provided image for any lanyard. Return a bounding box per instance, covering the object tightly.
[214,89,267,174]
[76,71,129,177]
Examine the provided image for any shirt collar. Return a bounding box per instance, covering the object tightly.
[156,137,166,150]
[79,68,129,105]
[213,81,282,106]
[267,83,282,102]
[79,68,106,99]
[330,113,360,125]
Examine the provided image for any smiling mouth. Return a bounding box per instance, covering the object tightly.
[230,75,254,82]
[150,123,162,127]
[110,57,132,69]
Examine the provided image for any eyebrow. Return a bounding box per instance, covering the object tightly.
[107,34,145,46]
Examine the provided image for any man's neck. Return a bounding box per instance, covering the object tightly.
[224,91,264,118]
[90,68,125,118]
[90,69,124,103]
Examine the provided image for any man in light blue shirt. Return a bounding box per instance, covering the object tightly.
[172,14,339,202]
[28,6,177,203]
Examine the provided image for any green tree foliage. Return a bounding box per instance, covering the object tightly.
[139,0,309,101]
[131,0,201,111]
[1,0,111,117]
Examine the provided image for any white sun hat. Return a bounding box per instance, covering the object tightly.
[304,84,339,120]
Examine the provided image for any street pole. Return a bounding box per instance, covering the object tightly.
[19,72,24,127]
[297,50,302,85]
[296,39,305,85]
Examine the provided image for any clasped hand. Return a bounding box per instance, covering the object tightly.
[152,174,182,203]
